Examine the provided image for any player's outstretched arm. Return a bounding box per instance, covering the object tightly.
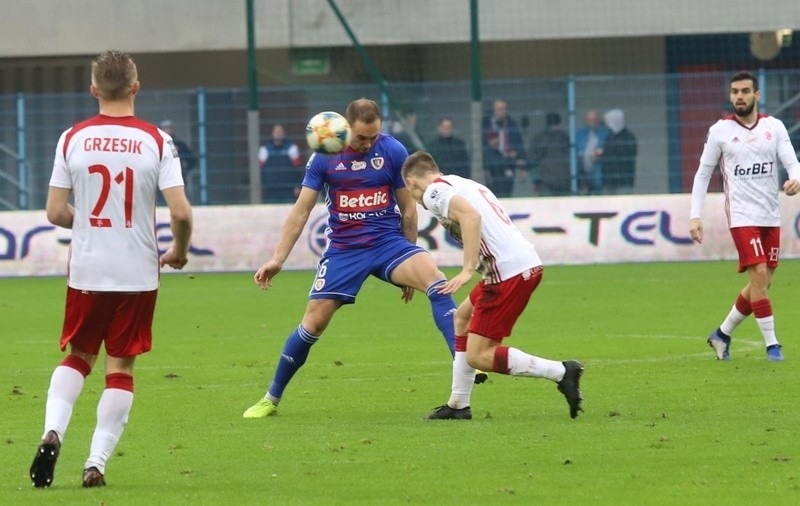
[254,187,319,289]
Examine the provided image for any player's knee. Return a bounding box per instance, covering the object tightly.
[466,353,483,370]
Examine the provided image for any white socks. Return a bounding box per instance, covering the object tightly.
[720,305,748,336]
[447,352,475,409]
[43,365,86,442]
[84,388,134,474]
[507,348,565,382]
[756,315,779,347]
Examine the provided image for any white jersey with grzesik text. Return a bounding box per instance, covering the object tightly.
[49,114,184,291]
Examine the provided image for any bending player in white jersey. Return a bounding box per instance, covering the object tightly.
[30,50,193,488]
[690,71,800,362]
[402,151,584,420]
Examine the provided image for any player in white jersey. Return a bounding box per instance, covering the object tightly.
[690,71,800,362]
[30,50,193,489]
[402,151,584,420]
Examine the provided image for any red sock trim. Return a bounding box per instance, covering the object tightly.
[492,346,510,374]
[751,299,773,319]
[454,335,468,353]
[60,354,91,378]
[106,373,134,392]
[735,294,752,315]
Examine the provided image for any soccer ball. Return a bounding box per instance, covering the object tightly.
[305,111,352,155]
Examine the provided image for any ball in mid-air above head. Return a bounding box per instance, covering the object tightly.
[305,111,352,155]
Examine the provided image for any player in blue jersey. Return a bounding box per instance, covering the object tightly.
[243,98,458,418]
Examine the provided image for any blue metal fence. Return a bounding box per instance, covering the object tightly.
[2,70,799,210]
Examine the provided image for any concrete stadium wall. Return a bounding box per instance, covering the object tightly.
[0,37,669,94]
[0,0,796,57]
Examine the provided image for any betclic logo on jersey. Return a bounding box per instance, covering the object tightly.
[335,186,389,212]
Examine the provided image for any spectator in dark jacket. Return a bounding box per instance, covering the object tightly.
[159,120,197,180]
[601,109,637,194]
[482,100,526,197]
[160,120,198,201]
[529,112,571,195]
[258,124,302,203]
[427,117,470,178]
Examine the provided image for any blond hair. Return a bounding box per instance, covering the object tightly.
[401,151,440,179]
[91,50,138,101]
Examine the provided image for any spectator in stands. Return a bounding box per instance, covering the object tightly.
[160,120,198,199]
[427,117,470,178]
[258,124,302,203]
[600,108,638,194]
[529,112,571,195]
[482,99,526,198]
[482,131,516,198]
[575,109,609,195]
[392,110,422,154]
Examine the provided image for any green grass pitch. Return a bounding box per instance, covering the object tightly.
[2,261,799,505]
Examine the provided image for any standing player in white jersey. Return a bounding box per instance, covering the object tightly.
[29,50,193,489]
[690,71,800,362]
[402,151,584,420]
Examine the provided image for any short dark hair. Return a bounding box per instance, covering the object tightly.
[345,98,381,125]
[730,71,758,91]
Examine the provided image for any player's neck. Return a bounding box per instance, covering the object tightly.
[98,99,135,118]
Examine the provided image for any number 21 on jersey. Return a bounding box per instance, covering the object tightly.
[89,164,134,228]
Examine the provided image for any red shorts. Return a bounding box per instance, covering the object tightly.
[61,287,158,357]
[729,226,780,273]
[468,266,543,341]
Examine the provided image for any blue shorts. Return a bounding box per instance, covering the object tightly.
[309,236,426,304]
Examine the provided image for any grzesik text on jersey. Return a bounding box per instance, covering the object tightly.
[83,137,143,154]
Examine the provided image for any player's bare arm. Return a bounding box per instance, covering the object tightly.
[394,187,419,302]
[438,195,481,294]
[45,187,74,229]
[160,186,193,269]
[254,187,318,289]
[395,187,419,243]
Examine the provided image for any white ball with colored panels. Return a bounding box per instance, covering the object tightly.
[305,111,352,155]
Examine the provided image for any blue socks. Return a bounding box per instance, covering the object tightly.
[426,279,457,357]
[267,325,319,400]
[267,281,454,401]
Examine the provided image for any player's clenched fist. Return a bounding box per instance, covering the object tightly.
[689,218,703,244]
